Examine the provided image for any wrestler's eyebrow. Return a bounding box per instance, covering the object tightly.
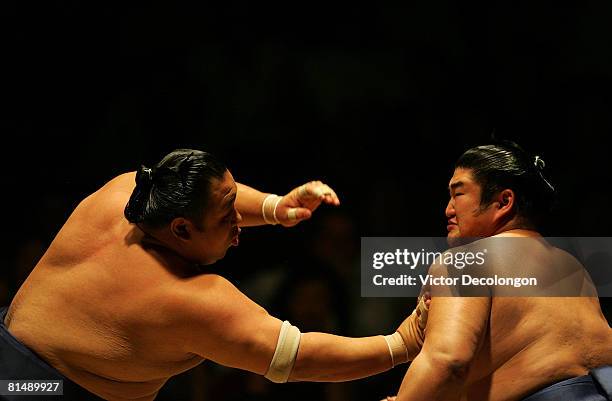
[449,181,465,192]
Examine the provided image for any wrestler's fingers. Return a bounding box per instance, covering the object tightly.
[286,207,312,222]
[312,183,331,197]
[297,183,314,198]
[416,295,430,330]
[322,186,340,205]
[297,184,306,197]
[298,182,339,203]
[312,184,340,205]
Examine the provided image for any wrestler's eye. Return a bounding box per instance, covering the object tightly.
[454,193,464,197]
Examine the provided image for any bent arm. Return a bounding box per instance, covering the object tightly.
[176,274,394,382]
[396,296,491,401]
[235,182,269,227]
[235,181,340,227]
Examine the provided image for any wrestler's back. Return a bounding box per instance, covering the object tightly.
[4,172,205,400]
[465,281,612,399]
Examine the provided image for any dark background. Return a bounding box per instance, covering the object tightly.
[4,2,612,400]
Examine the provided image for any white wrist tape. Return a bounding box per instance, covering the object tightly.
[272,196,283,224]
[383,332,409,368]
[262,194,282,225]
[264,321,302,383]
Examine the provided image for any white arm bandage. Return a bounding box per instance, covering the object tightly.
[383,332,409,367]
[264,320,302,383]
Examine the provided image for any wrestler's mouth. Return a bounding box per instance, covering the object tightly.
[447,221,457,232]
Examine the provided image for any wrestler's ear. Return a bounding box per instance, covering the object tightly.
[496,189,514,211]
[170,217,191,241]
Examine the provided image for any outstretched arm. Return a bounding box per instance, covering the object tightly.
[172,274,428,383]
[236,181,340,227]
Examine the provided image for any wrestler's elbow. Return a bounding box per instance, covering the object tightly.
[424,348,474,380]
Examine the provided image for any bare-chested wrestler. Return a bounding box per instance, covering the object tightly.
[1,149,429,401]
[388,142,612,401]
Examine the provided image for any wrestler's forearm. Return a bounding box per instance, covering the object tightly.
[289,332,391,382]
[235,183,269,227]
[395,351,466,401]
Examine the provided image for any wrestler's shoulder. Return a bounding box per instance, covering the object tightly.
[162,273,246,307]
[157,273,267,325]
[73,172,136,221]
[82,171,136,204]
[102,171,137,190]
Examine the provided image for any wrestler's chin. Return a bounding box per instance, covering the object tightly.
[201,250,229,266]
[447,231,478,247]
[446,227,462,247]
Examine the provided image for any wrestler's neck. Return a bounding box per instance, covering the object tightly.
[493,228,541,237]
[136,224,200,268]
[491,218,541,238]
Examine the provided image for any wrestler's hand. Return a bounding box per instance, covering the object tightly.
[396,293,431,360]
[275,181,340,227]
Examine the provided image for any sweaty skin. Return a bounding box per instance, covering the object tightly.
[398,241,612,401]
[464,297,611,401]
[4,172,419,401]
[394,168,612,401]
[5,173,214,400]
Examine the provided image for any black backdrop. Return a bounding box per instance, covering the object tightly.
[4,2,612,400]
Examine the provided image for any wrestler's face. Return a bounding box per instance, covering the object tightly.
[190,170,242,265]
[445,168,499,245]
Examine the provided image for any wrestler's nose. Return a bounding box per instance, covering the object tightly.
[445,198,455,219]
